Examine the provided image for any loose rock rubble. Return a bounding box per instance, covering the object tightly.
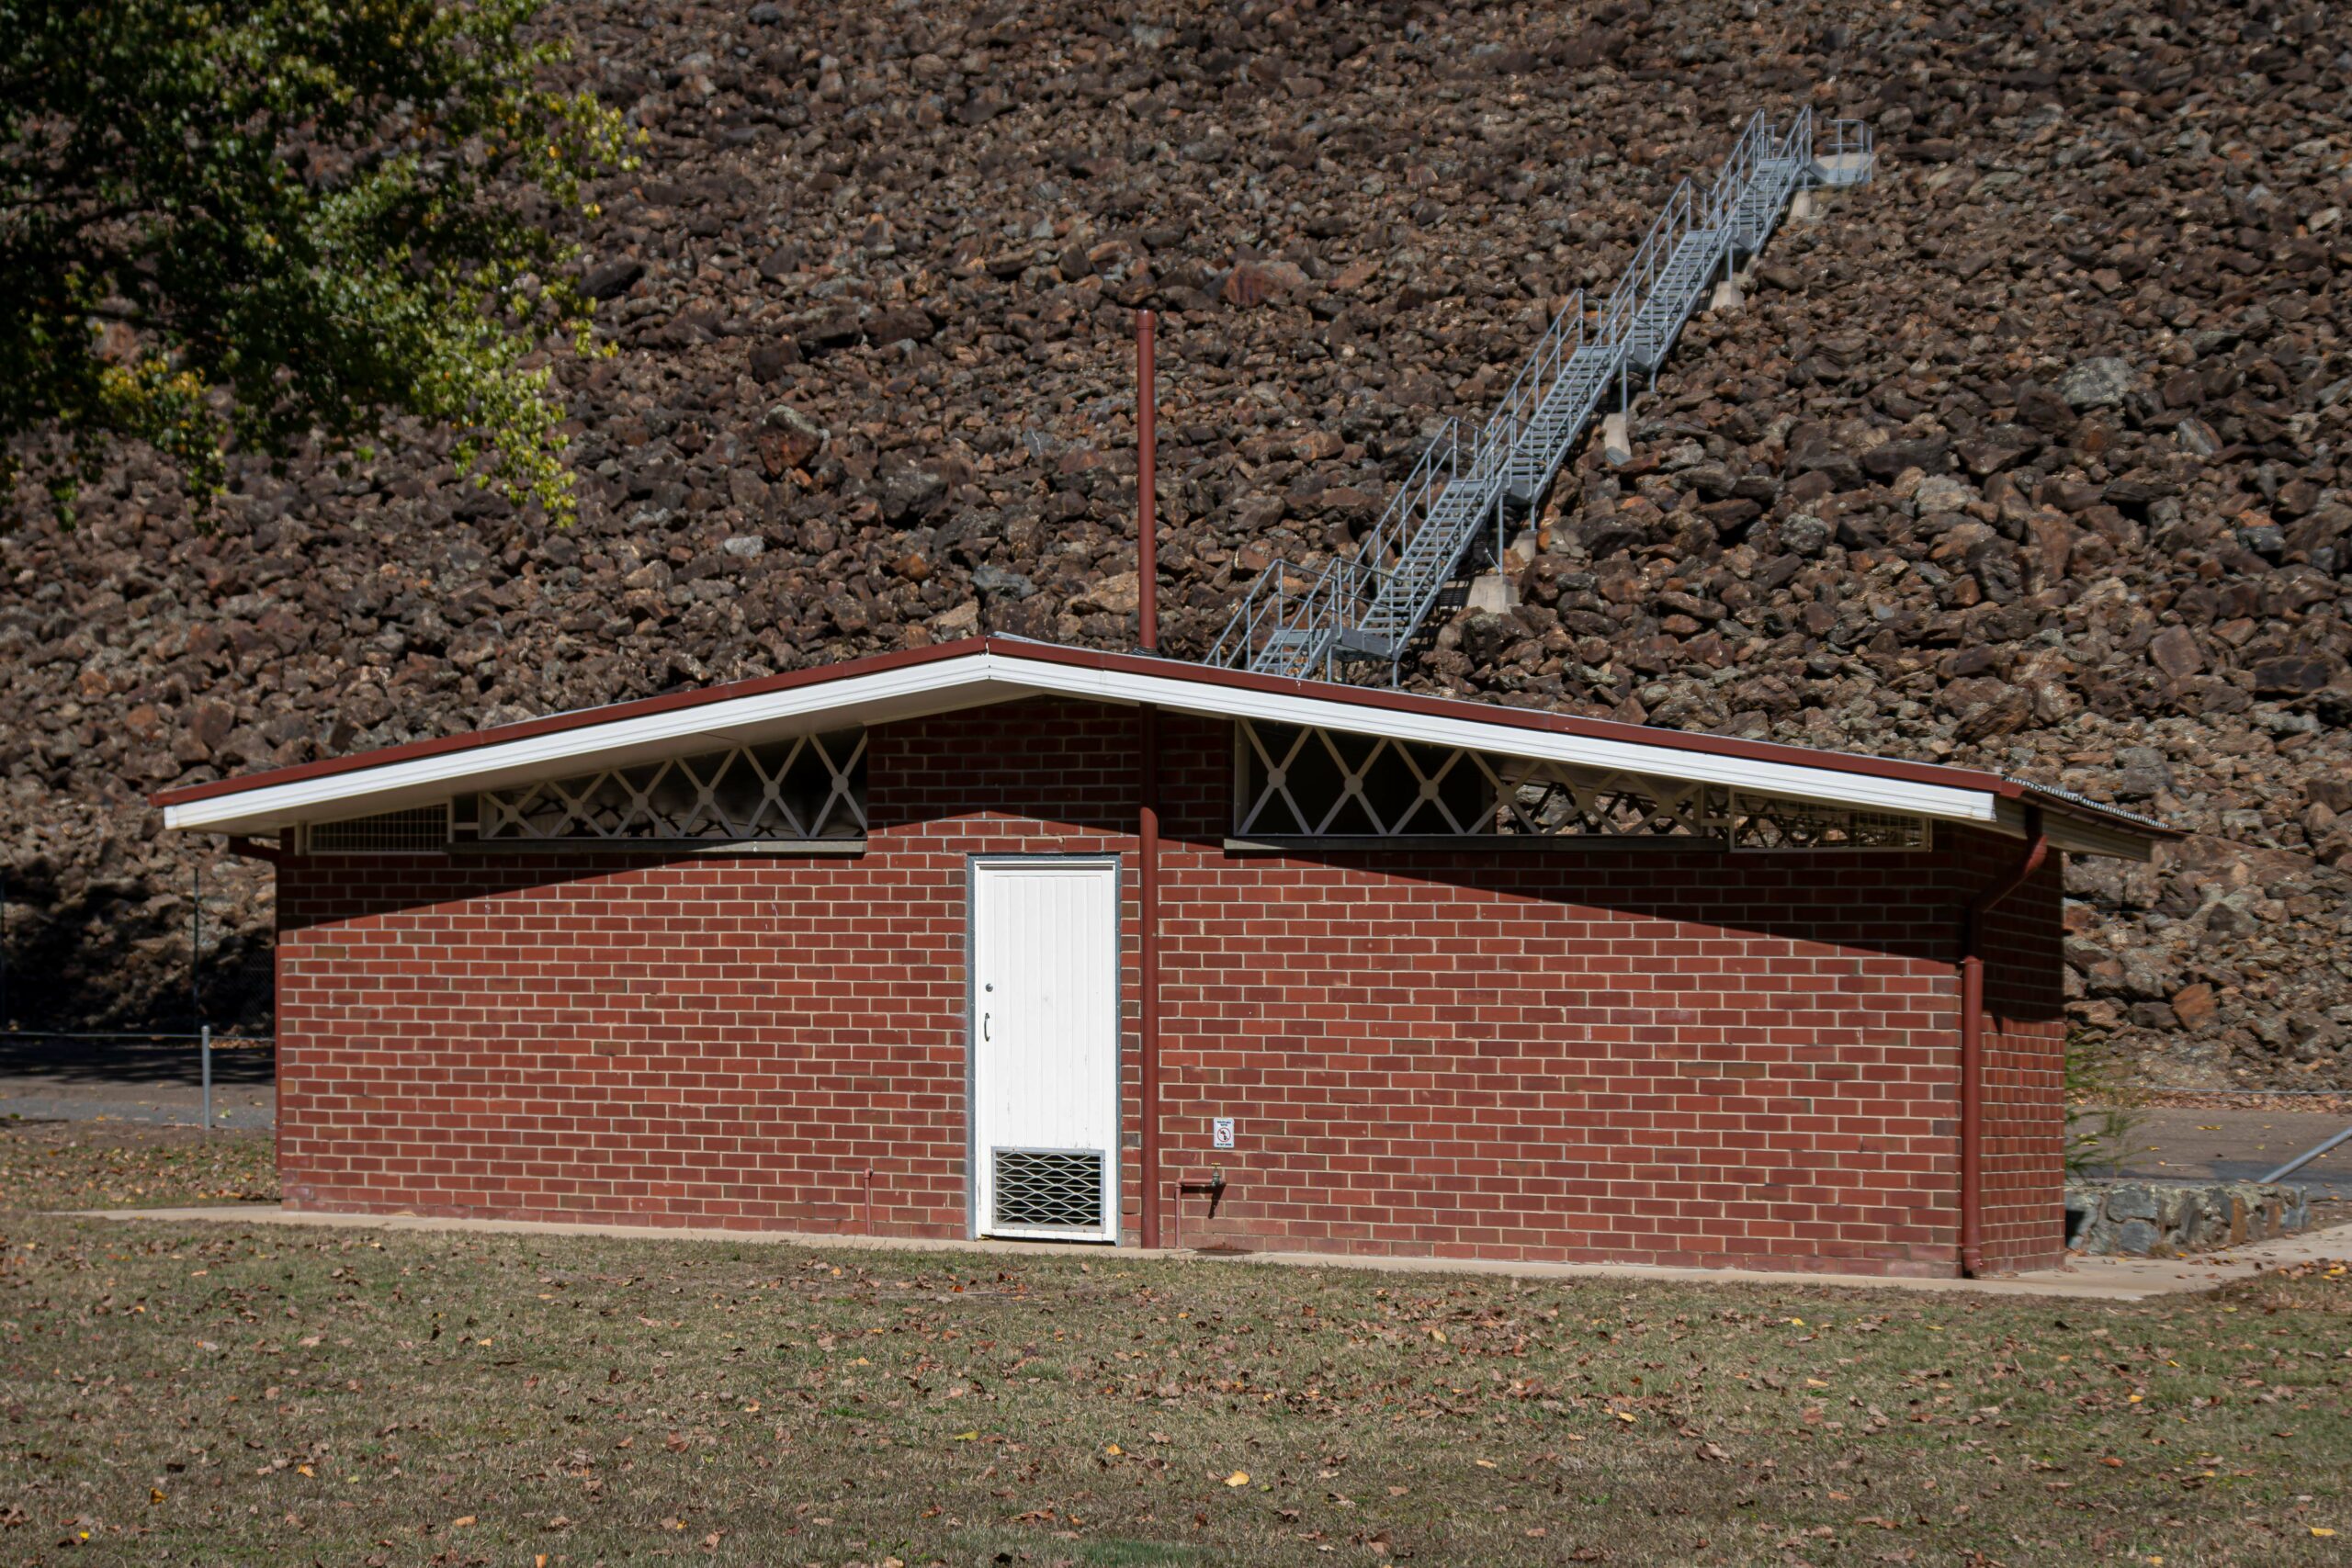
[1,0,2346,1087]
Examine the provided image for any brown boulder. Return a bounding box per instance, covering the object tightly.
[2251,655,2341,695]
[2169,984,2218,1030]
[760,404,828,472]
[2147,626,2204,681]
[1223,260,1309,307]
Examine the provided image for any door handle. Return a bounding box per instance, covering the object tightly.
[983,1011,990,1042]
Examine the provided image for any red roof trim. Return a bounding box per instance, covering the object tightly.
[149,635,2174,838]
[1028,640,2000,788]
[989,641,2174,839]
[150,637,983,807]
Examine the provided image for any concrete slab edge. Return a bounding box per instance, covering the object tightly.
[52,1204,2352,1303]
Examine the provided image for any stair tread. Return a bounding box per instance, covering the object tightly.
[1230,130,1833,678]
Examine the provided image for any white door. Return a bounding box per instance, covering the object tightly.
[970,858,1120,1242]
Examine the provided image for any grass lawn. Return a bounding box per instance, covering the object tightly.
[0,1119,277,1211]
[1,1124,2347,1565]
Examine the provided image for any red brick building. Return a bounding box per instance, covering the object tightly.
[157,637,2167,1277]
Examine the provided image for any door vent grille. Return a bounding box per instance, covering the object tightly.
[991,1148,1105,1233]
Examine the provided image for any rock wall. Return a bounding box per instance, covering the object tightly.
[1,0,2348,1084]
[2065,1178,2312,1255]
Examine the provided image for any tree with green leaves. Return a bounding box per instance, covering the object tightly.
[0,0,634,523]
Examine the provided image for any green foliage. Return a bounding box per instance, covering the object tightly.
[2064,1024,2145,1177]
[0,0,635,523]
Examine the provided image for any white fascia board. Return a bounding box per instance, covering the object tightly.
[995,653,2004,828]
[164,648,2008,838]
[1990,794,2153,860]
[2047,816,2152,862]
[161,653,1012,834]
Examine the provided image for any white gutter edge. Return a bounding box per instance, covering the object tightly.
[161,655,1008,831]
[162,648,2007,833]
[1001,656,2002,827]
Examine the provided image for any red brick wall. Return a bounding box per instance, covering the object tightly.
[274,696,2065,1276]
[275,699,1142,1235]
[1969,837,2069,1273]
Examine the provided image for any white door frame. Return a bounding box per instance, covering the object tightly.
[966,854,1123,1244]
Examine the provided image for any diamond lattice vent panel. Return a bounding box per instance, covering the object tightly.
[470,732,866,842]
[991,1149,1105,1233]
[1725,794,1928,851]
[1233,720,1927,849]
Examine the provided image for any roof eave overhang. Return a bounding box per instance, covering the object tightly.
[1997,794,2165,863]
[154,639,2171,857]
[1016,653,2007,828]
[161,654,1023,835]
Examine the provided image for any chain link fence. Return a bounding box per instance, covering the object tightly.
[0,1030,275,1132]
[0,858,275,1131]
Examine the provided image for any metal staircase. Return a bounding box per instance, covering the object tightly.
[1207,110,1872,683]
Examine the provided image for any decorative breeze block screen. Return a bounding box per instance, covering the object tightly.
[991,1148,1106,1233]
[470,730,867,842]
[1234,720,1925,849]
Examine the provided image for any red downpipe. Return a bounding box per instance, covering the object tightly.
[1137,309,1158,652]
[1136,309,1164,1249]
[1959,805,2047,1278]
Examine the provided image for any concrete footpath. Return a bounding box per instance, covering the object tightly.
[66,1202,2352,1303]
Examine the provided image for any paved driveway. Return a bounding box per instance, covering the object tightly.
[0,1033,275,1131]
[2084,1107,2352,1201]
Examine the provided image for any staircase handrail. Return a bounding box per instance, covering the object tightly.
[1775,106,1814,191]
[1351,417,1464,576]
[1205,558,1287,668]
[1477,288,1589,477]
[1701,109,1775,234]
[1790,105,1815,165]
[1208,547,1410,678]
[1212,106,1867,682]
[1594,177,1698,347]
[1821,116,1870,167]
[1208,421,1462,669]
